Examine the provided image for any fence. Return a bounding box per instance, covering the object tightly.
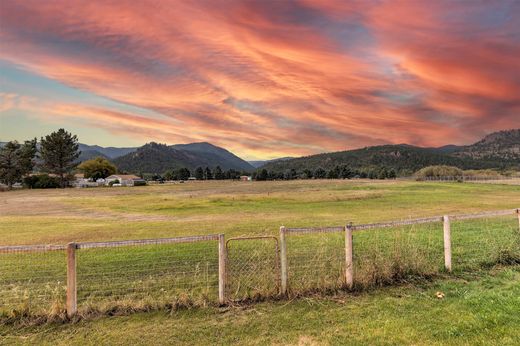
[1,208,519,319]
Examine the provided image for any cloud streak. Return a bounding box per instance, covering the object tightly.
[1,0,518,159]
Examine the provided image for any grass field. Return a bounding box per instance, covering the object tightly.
[1,179,520,345]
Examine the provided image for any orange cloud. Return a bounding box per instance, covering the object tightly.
[1,0,518,159]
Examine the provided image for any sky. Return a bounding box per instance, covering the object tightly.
[0,1,519,160]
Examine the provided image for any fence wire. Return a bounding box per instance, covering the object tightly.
[286,230,345,293]
[0,248,66,317]
[451,216,520,271]
[226,237,280,300]
[0,210,518,319]
[353,222,444,288]
[76,240,219,312]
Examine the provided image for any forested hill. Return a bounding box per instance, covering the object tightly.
[260,129,520,175]
[113,142,253,173]
[452,129,520,162]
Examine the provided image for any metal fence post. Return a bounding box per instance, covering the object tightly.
[443,216,452,272]
[345,223,354,289]
[279,226,288,295]
[66,242,77,317]
[218,234,226,305]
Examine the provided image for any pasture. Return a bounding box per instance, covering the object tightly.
[1,179,520,345]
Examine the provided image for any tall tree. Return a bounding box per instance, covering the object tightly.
[194,167,204,180]
[40,129,80,187]
[213,166,223,180]
[204,166,213,180]
[0,139,37,189]
[77,157,117,180]
[177,167,191,180]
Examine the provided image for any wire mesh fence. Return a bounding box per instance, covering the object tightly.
[225,237,280,300]
[0,246,66,317]
[0,209,518,320]
[284,227,346,294]
[451,216,520,271]
[352,222,444,289]
[75,236,219,313]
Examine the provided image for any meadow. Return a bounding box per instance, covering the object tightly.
[1,179,520,345]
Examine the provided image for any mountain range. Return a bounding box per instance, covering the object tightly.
[260,129,520,174]
[1,129,519,175]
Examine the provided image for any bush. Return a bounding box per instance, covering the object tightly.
[414,165,463,180]
[23,174,61,189]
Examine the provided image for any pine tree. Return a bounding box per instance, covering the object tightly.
[195,167,204,180]
[204,166,213,180]
[213,166,223,180]
[0,139,37,188]
[40,129,80,188]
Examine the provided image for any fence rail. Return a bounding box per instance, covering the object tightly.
[1,208,519,319]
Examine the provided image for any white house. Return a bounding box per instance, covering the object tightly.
[105,174,146,187]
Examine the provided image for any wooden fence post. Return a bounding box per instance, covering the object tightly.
[345,224,354,289]
[517,209,520,232]
[66,242,77,317]
[279,226,288,295]
[218,234,226,305]
[443,216,452,272]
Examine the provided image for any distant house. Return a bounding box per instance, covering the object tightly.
[240,175,252,181]
[105,174,146,187]
[73,173,99,188]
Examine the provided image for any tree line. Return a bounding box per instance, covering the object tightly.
[149,166,247,182]
[0,129,80,189]
[253,165,397,181]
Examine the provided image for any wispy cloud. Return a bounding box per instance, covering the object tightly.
[1,0,518,158]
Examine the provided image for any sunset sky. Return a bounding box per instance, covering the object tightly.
[0,1,519,160]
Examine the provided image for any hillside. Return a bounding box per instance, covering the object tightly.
[249,157,294,168]
[171,142,254,171]
[78,144,137,159]
[260,129,520,174]
[452,129,520,162]
[113,142,253,173]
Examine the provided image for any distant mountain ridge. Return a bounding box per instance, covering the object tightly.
[2,128,518,175]
[113,142,254,173]
[78,144,137,159]
[249,157,294,168]
[452,129,520,161]
[260,129,520,174]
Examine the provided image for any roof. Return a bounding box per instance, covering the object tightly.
[107,174,142,180]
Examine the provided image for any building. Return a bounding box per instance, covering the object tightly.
[105,174,146,187]
[240,175,252,181]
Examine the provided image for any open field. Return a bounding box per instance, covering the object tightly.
[2,179,520,245]
[1,180,520,344]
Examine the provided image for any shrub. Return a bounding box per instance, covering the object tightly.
[414,165,463,180]
[23,174,61,189]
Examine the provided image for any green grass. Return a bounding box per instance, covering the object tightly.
[0,180,519,344]
[1,180,519,245]
[2,266,519,345]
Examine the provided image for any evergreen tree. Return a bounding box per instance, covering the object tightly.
[0,139,37,188]
[177,167,191,180]
[163,170,175,181]
[302,169,313,179]
[213,166,223,180]
[257,169,268,181]
[313,167,326,179]
[195,167,204,180]
[204,166,213,180]
[40,129,80,187]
